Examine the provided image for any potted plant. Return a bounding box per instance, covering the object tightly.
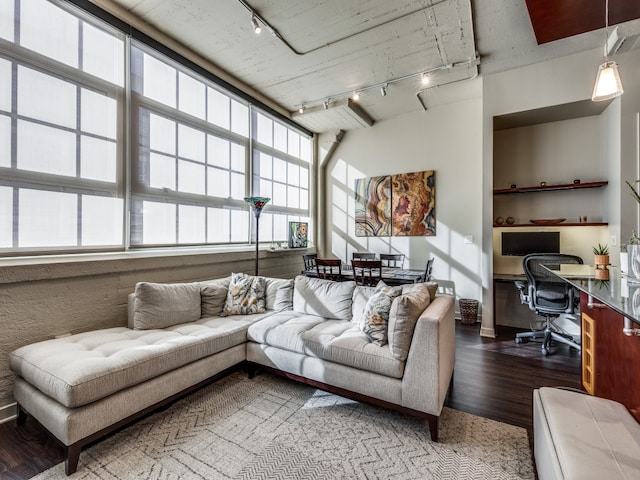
[593,243,610,268]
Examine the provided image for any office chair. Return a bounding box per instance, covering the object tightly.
[302,253,317,272]
[352,259,382,286]
[315,258,343,281]
[380,253,405,269]
[515,253,583,356]
[352,252,377,260]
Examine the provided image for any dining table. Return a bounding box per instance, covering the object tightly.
[303,264,424,285]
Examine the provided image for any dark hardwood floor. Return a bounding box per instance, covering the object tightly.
[0,322,581,479]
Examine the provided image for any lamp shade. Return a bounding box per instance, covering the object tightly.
[244,197,270,218]
[592,61,624,102]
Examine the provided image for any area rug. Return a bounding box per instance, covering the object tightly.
[33,372,534,480]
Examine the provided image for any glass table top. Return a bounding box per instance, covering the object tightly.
[542,264,640,325]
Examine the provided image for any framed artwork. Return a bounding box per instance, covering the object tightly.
[392,170,436,236]
[354,169,435,237]
[354,175,392,236]
[288,221,308,248]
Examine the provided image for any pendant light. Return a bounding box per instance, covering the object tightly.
[592,0,623,101]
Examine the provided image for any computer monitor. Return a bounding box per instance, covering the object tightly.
[501,231,560,256]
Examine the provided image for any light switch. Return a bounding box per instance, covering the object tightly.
[464,235,473,244]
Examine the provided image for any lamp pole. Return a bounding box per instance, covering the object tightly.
[244,197,270,276]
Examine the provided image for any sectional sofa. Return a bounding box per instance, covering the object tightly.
[9,273,455,475]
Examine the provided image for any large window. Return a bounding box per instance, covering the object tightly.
[0,0,124,252]
[0,0,313,255]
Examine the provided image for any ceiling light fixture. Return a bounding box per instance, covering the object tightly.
[251,14,261,34]
[292,56,480,115]
[592,0,623,101]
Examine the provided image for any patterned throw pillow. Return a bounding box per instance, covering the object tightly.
[222,273,266,316]
[360,282,403,346]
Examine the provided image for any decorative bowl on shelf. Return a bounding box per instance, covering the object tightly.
[529,218,566,225]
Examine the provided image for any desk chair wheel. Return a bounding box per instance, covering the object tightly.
[541,345,549,356]
[515,337,523,344]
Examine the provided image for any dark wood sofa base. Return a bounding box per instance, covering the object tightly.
[15,364,244,476]
[246,362,440,442]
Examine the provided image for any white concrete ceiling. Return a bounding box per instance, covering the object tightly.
[93,0,640,133]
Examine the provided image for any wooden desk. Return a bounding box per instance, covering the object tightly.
[303,266,424,286]
[547,265,640,422]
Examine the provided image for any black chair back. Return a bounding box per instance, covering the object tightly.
[423,257,435,282]
[302,253,317,271]
[315,258,342,281]
[352,259,382,286]
[380,253,404,268]
[522,253,583,315]
[353,252,376,260]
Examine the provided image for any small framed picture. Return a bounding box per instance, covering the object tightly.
[288,221,308,248]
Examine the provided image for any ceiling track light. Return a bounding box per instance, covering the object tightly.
[292,57,479,114]
[251,14,261,34]
[592,0,623,101]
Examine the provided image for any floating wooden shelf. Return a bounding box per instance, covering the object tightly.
[494,222,608,227]
[493,180,608,195]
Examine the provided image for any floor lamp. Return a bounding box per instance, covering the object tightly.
[244,196,270,275]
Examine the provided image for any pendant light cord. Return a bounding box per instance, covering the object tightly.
[604,0,610,61]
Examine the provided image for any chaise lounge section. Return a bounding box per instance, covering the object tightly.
[9,273,455,475]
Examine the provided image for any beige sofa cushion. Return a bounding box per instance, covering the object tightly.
[388,283,432,360]
[9,314,269,408]
[247,311,404,378]
[264,277,294,312]
[133,282,201,330]
[293,275,356,321]
[201,283,228,317]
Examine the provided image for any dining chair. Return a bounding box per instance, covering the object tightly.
[380,253,405,269]
[422,257,435,282]
[352,259,382,286]
[315,258,343,281]
[352,252,377,261]
[302,253,317,272]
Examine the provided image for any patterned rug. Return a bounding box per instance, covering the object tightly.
[33,372,534,480]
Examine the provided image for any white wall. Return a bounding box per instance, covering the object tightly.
[321,78,484,311]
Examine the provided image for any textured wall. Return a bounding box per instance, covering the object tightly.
[0,248,311,408]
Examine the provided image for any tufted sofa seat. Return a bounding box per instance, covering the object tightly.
[10,315,268,409]
[10,273,454,476]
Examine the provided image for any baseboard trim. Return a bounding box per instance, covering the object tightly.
[0,402,17,424]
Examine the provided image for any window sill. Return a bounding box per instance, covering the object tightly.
[0,245,315,284]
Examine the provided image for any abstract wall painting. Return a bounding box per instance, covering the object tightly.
[355,169,435,237]
[354,175,392,237]
[392,170,436,236]
[288,221,308,248]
